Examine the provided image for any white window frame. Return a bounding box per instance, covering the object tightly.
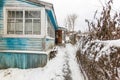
[4,7,45,38]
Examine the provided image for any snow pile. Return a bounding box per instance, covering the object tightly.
[78,36,119,61]
[77,36,120,80]
[0,44,85,80]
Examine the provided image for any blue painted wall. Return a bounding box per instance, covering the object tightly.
[0,0,4,35]
[0,37,47,69]
[0,0,46,69]
[0,0,58,69]
[0,52,47,69]
[0,38,44,51]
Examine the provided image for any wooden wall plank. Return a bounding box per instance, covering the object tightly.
[0,38,44,51]
[0,52,47,69]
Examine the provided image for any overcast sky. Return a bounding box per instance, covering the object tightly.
[41,0,120,32]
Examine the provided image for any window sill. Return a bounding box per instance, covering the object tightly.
[46,36,55,40]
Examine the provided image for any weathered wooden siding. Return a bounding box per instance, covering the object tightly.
[4,0,39,7]
[0,0,57,69]
[0,52,47,69]
[0,38,44,51]
[0,0,4,35]
[45,38,55,50]
[0,37,47,69]
[0,0,46,51]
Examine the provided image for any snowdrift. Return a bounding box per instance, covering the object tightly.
[76,36,120,80]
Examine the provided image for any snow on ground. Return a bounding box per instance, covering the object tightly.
[0,44,85,80]
[65,44,85,80]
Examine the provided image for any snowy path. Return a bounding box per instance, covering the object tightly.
[0,44,85,80]
[63,44,85,80]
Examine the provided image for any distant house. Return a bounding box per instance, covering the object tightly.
[0,0,58,69]
[55,27,67,44]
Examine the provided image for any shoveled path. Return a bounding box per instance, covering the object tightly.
[58,44,85,80]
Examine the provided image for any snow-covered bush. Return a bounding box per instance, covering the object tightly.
[76,35,120,80]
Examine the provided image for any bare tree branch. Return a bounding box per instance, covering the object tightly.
[85,0,120,40]
[64,14,78,32]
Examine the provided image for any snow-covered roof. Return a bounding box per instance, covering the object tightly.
[58,27,67,31]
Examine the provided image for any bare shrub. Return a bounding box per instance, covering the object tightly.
[85,0,120,40]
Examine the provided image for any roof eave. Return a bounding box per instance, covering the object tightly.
[27,0,53,8]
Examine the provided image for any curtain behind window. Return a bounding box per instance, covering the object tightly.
[7,10,41,35]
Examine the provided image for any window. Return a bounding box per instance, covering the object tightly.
[7,11,23,34]
[47,17,55,38]
[25,11,41,34]
[7,10,41,35]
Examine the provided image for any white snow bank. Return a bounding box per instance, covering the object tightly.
[0,44,85,80]
[94,40,120,61]
[79,37,120,61]
[95,39,120,47]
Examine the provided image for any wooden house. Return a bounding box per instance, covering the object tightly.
[0,0,58,69]
[55,27,66,44]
